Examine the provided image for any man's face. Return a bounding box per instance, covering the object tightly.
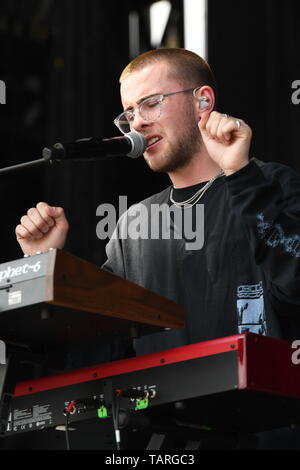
[120,62,202,174]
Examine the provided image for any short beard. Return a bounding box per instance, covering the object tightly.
[144,109,202,174]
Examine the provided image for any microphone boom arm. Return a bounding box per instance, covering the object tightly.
[0,131,147,176]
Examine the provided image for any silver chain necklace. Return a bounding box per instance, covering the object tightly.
[170,170,224,208]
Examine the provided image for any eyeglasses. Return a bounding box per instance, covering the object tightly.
[114,87,201,134]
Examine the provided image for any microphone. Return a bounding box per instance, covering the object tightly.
[42,131,147,161]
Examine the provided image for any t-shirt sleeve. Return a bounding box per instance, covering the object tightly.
[101,225,126,278]
[226,159,300,304]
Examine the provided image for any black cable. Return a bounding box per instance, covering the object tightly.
[65,413,71,451]
[64,394,120,450]
[111,396,121,451]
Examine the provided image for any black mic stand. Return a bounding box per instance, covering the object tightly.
[0,154,53,176]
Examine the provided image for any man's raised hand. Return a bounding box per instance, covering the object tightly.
[199,110,252,176]
[15,202,69,256]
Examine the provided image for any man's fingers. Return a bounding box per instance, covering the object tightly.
[24,203,67,233]
[217,118,245,142]
[15,202,69,256]
[27,207,53,234]
[202,111,244,143]
[36,202,58,224]
[37,202,67,225]
[15,224,34,241]
[216,119,236,143]
[19,215,44,239]
[211,115,226,140]
[16,203,68,240]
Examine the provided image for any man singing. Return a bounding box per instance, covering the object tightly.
[15,48,300,356]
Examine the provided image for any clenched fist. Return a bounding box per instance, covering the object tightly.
[15,202,69,256]
[199,110,252,176]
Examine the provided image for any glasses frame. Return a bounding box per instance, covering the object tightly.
[114,87,203,134]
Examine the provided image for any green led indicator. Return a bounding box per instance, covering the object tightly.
[97,406,108,419]
[135,398,149,410]
[199,425,214,431]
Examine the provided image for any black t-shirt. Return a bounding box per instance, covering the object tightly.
[103,160,300,355]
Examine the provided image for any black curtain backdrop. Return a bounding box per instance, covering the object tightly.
[0,0,169,266]
[42,0,170,267]
[0,0,299,269]
[208,0,300,173]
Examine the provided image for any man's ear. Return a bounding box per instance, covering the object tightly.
[193,86,215,115]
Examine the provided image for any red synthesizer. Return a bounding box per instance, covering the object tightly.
[6,332,300,436]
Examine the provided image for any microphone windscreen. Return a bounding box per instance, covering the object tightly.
[125,131,147,158]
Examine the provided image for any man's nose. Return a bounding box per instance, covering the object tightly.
[131,113,153,133]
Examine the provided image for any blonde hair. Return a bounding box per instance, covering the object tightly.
[119,48,216,91]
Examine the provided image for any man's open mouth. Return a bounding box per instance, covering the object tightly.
[146,136,162,149]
